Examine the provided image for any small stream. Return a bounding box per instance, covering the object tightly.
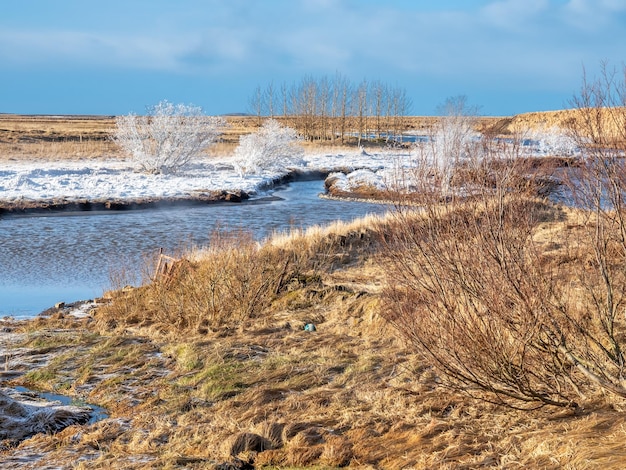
[0,179,390,318]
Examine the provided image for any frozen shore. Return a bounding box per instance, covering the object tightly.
[0,148,409,214]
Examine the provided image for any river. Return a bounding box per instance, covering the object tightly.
[0,180,390,318]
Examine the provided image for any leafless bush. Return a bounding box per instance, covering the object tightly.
[381,78,626,408]
[381,153,583,408]
[96,228,335,333]
[561,63,626,395]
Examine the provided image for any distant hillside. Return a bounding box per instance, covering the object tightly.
[508,109,580,131]
[498,108,626,139]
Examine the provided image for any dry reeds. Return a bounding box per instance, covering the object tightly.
[10,202,626,468]
[96,218,386,334]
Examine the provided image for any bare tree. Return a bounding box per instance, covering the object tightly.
[389,86,411,142]
[280,81,289,117]
[113,100,226,174]
[292,75,319,141]
[317,75,330,141]
[265,81,275,118]
[249,85,264,125]
[371,80,386,139]
[248,75,409,145]
[335,73,352,144]
[355,79,369,147]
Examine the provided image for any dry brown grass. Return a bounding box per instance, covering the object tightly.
[96,216,386,336]
[0,114,118,161]
[4,207,626,469]
[5,108,626,467]
[0,114,505,162]
[496,107,626,145]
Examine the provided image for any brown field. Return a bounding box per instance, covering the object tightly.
[4,109,608,162]
[0,114,118,161]
[0,113,507,161]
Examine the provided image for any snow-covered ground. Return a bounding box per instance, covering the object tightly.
[0,123,581,207]
[0,148,411,205]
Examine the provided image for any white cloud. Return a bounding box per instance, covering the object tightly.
[561,0,626,31]
[0,29,187,70]
[1,0,624,115]
[481,0,550,31]
[182,28,253,69]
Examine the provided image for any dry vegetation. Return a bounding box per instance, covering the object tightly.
[4,69,626,467]
[2,109,613,163]
[0,114,118,161]
[0,113,504,162]
[2,97,621,163]
[3,198,626,468]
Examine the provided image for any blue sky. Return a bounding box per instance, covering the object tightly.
[1,0,624,116]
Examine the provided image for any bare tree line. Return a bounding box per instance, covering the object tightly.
[249,73,412,144]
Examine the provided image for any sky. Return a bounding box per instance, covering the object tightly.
[1,0,624,117]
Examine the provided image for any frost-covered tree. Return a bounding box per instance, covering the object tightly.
[113,100,226,174]
[233,119,304,176]
[413,95,481,194]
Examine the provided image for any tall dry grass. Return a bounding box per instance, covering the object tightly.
[96,216,386,335]
[11,195,626,468]
[0,140,120,161]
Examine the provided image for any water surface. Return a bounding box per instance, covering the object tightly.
[1,180,389,318]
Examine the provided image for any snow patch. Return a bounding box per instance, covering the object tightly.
[0,134,571,207]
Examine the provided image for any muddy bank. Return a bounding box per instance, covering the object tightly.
[0,169,337,217]
[0,309,108,450]
[0,190,250,216]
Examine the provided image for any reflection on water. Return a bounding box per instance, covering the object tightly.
[14,386,108,424]
[0,180,390,318]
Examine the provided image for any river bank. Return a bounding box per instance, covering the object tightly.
[4,112,621,468]
[0,178,392,319]
[0,146,410,215]
[3,209,626,469]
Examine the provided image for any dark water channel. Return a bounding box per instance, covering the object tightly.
[0,180,390,318]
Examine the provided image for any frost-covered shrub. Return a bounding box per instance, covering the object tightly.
[327,169,387,193]
[528,126,579,156]
[428,121,479,172]
[413,96,481,193]
[114,100,226,174]
[233,119,304,176]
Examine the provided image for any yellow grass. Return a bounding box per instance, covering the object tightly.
[0,114,505,162]
[4,111,626,468]
[4,203,626,469]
